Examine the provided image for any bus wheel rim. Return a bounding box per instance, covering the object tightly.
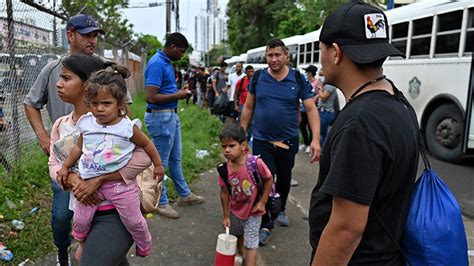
[435,117,461,149]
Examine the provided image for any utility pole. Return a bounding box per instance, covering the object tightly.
[52,0,57,46]
[166,0,171,36]
[175,0,180,32]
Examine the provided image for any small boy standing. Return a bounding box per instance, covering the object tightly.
[218,122,273,266]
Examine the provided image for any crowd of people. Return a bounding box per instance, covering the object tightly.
[21,1,420,265]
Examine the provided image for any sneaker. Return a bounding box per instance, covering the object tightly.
[291,178,299,186]
[276,211,290,227]
[299,144,306,151]
[56,248,71,266]
[258,228,272,246]
[156,204,180,219]
[234,254,244,266]
[177,193,205,206]
[305,146,311,154]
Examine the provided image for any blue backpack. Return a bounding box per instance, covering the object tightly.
[376,81,469,266]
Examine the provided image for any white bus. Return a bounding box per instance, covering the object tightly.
[246,35,304,66]
[296,0,474,163]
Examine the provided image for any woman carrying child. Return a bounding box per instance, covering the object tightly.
[49,54,159,265]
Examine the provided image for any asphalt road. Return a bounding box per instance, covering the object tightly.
[425,157,474,218]
[35,152,473,265]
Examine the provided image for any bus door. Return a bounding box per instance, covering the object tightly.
[463,50,474,156]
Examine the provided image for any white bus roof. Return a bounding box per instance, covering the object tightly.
[387,0,474,24]
[225,55,242,64]
[298,30,321,45]
[282,35,304,46]
[239,53,248,62]
[247,46,266,54]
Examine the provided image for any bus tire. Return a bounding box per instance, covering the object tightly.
[425,103,465,163]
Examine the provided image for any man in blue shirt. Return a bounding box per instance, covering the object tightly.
[144,33,204,219]
[240,38,321,245]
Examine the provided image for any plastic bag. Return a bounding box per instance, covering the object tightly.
[137,165,162,213]
[402,169,468,266]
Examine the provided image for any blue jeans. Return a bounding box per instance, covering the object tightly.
[145,112,191,205]
[51,181,73,251]
[319,110,335,146]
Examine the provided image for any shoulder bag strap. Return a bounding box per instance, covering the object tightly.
[372,78,432,266]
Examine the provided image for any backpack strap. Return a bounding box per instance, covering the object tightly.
[245,155,263,198]
[251,69,262,95]
[216,162,231,194]
[374,209,412,266]
[294,69,306,101]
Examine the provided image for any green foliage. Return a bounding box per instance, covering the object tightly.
[204,43,232,66]
[0,148,54,262]
[60,0,135,48]
[131,34,163,62]
[226,0,279,55]
[226,0,352,54]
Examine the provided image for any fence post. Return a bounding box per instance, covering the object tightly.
[6,0,20,161]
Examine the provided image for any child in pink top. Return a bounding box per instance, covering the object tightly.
[218,122,273,266]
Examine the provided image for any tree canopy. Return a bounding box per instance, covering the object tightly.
[60,0,134,49]
[227,0,371,54]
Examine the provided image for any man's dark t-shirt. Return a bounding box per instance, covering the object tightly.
[309,90,419,265]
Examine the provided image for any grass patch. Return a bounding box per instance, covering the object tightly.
[0,148,54,263]
[0,90,222,263]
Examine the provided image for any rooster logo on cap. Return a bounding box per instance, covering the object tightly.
[366,16,385,38]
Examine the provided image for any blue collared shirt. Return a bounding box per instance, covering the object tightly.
[145,50,177,110]
[248,68,314,141]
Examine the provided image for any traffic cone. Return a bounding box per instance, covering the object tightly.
[214,227,237,266]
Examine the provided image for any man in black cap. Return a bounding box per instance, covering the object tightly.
[308,2,419,265]
[23,14,106,266]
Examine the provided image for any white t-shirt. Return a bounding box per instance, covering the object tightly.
[77,113,140,179]
[227,72,245,101]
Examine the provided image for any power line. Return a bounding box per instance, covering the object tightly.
[127,2,166,9]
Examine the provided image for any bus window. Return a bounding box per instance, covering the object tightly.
[306,43,312,64]
[391,22,409,56]
[411,16,432,56]
[299,44,305,64]
[435,10,462,55]
[313,41,320,63]
[465,8,474,54]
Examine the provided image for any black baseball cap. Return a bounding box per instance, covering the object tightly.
[319,1,404,64]
[66,14,105,35]
[303,65,318,75]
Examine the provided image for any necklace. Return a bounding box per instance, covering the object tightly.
[348,75,386,102]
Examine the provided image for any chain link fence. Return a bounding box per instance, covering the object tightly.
[0,0,67,172]
[0,1,144,173]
